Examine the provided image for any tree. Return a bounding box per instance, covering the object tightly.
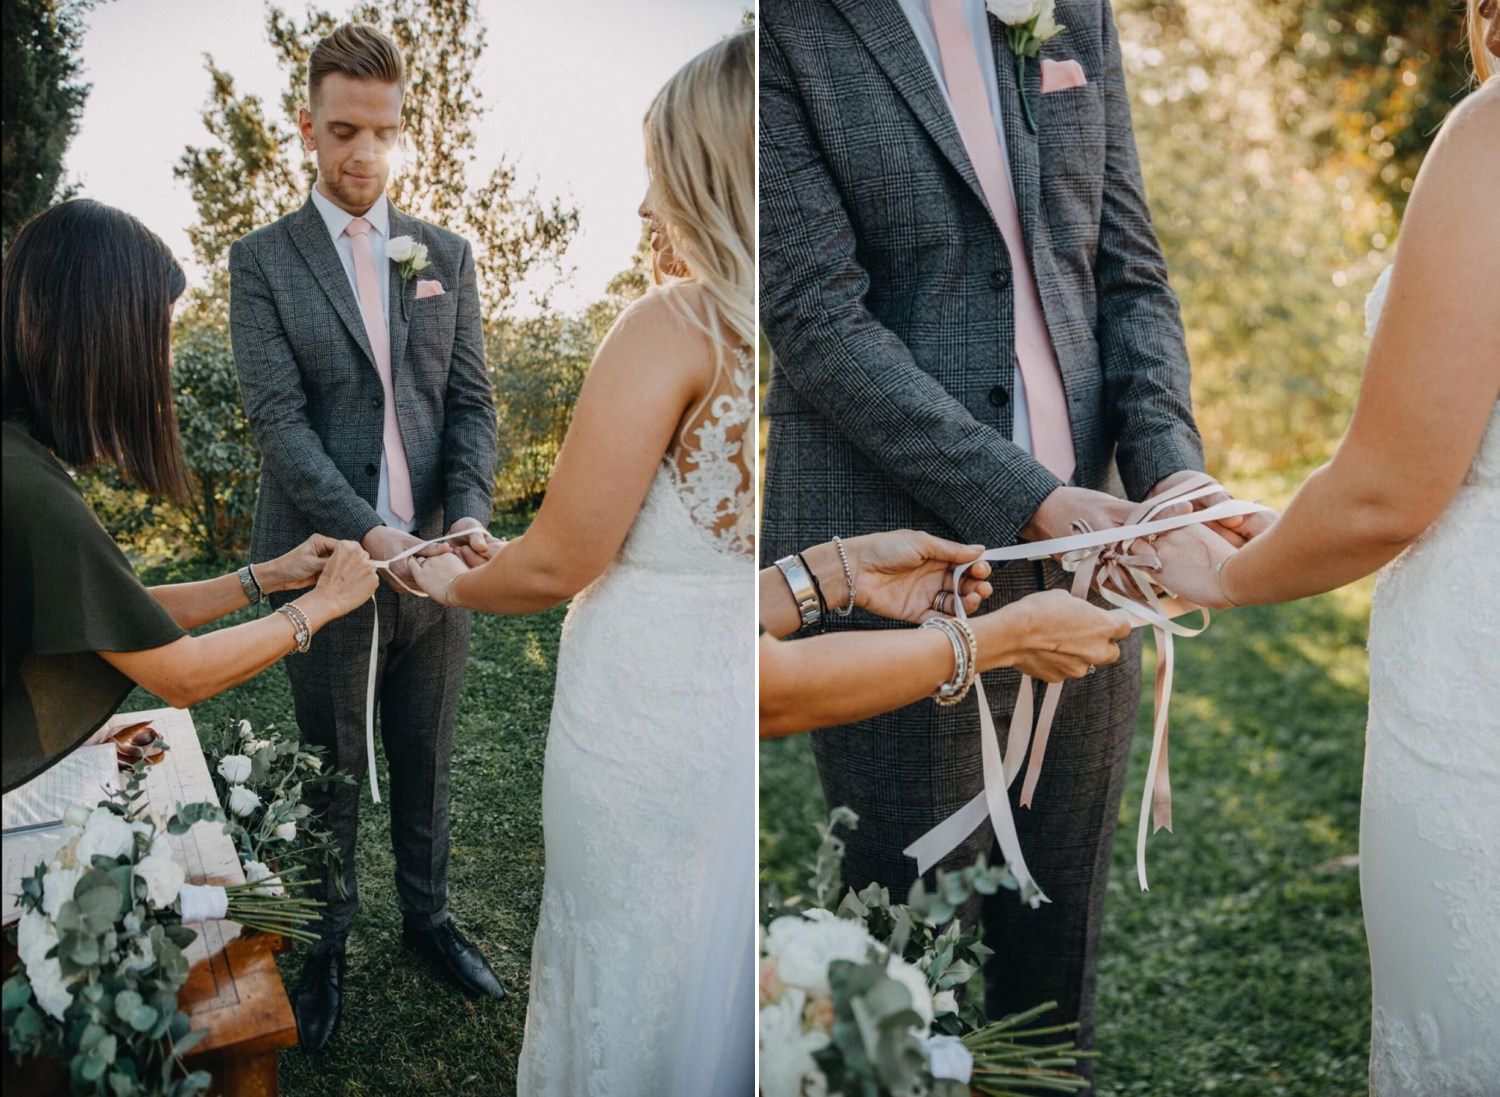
[0,0,95,244]
[1254,0,1470,214]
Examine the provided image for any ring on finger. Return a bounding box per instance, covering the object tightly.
[1086,664,1098,675]
[932,590,952,614]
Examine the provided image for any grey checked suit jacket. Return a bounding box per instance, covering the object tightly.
[760,0,1203,561]
[231,198,497,563]
[760,2,1205,1046]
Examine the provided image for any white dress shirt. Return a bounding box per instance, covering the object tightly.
[308,186,416,532]
[896,0,1035,458]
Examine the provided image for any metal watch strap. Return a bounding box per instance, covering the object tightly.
[774,554,822,629]
[237,565,262,605]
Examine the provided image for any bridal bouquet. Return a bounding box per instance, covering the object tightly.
[205,717,351,899]
[759,809,1091,1097]
[2,752,322,1097]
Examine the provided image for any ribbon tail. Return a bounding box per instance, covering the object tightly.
[1018,682,1063,808]
[365,598,382,804]
[1151,629,1173,834]
[1135,625,1175,889]
[1003,674,1034,787]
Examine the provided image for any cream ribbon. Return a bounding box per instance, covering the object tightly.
[903,475,1269,900]
[178,883,229,924]
[358,529,497,804]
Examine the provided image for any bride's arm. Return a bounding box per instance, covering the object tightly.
[1215,88,1500,607]
[430,293,708,615]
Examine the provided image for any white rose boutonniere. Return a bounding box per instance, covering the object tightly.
[986,0,1067,133]
[387,234,430,283]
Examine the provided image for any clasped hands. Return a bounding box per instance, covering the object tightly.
[362,518,505,597]
[1022,472,1275,610]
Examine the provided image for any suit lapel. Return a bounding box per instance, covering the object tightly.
[386,204,415,385]
[288,198,376,366]
[831,0,990,217]
[989,18,1043,267]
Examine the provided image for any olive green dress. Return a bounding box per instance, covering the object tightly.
[2,420,184,792]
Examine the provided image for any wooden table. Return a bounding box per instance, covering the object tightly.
[3,708,298,1096]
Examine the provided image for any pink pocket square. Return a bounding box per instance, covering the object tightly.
[1041,58,1088,93]
[414,279,446,300]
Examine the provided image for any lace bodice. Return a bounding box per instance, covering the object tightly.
[617,345,755,574]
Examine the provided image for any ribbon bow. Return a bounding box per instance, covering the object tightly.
[903,474,1267,900]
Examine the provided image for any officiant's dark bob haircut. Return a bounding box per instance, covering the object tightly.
[1,199,192,502]
[308,24,406,105]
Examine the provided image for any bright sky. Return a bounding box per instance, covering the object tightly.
[65,0,747,314]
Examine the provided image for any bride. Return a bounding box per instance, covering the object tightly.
[409,29,754,1097]
[1157,5,1499,1092]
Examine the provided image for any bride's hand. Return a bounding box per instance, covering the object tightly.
[408,551,470,605]
[1151,523,1239,609]
[805,531,994,623]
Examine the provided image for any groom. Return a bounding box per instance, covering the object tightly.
[230,23,504,1050]
[760,0,1244,1073]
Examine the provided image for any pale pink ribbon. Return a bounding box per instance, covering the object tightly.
[903,475,1268,900]
[356,530,499,803]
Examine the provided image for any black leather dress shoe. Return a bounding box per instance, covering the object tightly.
[293,946,346,1053]
[402,919,506,1000]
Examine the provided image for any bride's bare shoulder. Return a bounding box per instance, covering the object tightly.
[1419,83,1500,191]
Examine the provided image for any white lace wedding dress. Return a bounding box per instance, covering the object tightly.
[1360,268,1500,1095]
[515,347,756,1097]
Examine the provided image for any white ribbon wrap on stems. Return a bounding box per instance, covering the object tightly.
[178,883,229,925]
[360,529,500,803]
[902,475,1269,900]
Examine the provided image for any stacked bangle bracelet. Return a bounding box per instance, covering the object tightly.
[276,602,313,654]
[922,615,978,706]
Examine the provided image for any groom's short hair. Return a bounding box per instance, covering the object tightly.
[308,24,405,105]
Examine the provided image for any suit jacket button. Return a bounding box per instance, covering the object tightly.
[365,462,378,476]
[371,397,381,409]
[989,269,1010,290]
[987,385,1009,407]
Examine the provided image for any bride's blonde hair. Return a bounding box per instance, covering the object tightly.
[642,29,754,369]
[1471,0,1495,83]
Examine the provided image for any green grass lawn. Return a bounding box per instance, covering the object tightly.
[760,585,1376,1097]
[129,513,555,1095]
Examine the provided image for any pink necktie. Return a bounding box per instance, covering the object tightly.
[345,217,415,523]
[930,0,1076,482]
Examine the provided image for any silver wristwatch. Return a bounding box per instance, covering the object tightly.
[774,554,821,629]
[237,564,263,605]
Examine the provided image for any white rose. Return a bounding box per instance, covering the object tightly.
[62,803,91,828]
[407,243,430,272]
[135,854,186,909]
[274,821,297,842]
[886,954,935,1027]
[1034,0,1064,43]
[987,0,1043,25]
[227,785,262,817]
[922,1034,975,1085]
[933,989,959,1016]
[237,718,253,738]
[76,808,136,863]
[40,867,82,920]
[759,990,830,1097]
[18,910,77,1021]
[763,910,877,997]
[244,860,286,897]
[217,754,252,784]
[387,235,417,262]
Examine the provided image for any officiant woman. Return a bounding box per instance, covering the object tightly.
[2,199,380,793]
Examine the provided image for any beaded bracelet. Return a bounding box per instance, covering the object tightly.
[275,602,313,654]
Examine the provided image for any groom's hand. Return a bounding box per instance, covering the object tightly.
[361,526,449,591]
[1021,487,1134,543]
[447,517,504,569]
[1147,470,1274,543]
